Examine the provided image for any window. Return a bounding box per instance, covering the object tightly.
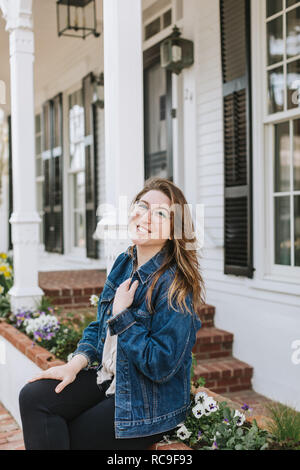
[265,0,300,272]
[144,8,172,41]
[35,113,44,245]
[266,0,300,113]
[273,119,300,267]
[68,89,86,250]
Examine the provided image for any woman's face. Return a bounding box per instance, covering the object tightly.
[128,190,172,248]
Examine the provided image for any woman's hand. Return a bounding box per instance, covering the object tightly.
[112,278,139,316]
[27,363,78,394]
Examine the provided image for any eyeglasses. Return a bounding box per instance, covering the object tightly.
[130,200,171,222]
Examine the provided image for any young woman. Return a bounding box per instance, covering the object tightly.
[19,177,206,450]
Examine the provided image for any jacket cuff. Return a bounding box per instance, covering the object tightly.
[68,344,98,369]
[107,308,137,336]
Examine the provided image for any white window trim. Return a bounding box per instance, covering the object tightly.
[249,0,300,297]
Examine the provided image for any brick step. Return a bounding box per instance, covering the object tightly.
[42,287,103,308]
[192,327,233,360]
[193,357,253,395]
[38,270,106,309]
[196,304,215,328]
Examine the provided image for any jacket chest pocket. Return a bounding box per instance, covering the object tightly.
[131,308,153,332]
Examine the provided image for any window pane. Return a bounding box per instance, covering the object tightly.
[286,6,300,59]
[295,195,300,266]
[69,90,85,171]
[294,119,300,190]
[35,114,41,134]
[73,172,85,210]
[287,59,300,109]
[268,66,284,113]
[275,122,290,192]
[275,196,291,265]
[146,62,167,154]
[43,107,50,151]
[53,100,61,148]
[145,17,160,40]
[74,212,85,248]
[36,156,42,178]
[36,182,44,245]
[36,135,41,155]
[163,9,172,28]
[267,16,284,66]
[287,0,300,9]
[267,0,282,17]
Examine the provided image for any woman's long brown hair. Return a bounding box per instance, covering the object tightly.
[127,177,206,316]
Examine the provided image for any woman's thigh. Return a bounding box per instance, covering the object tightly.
[19,369,105,422]
[69,395,168,450]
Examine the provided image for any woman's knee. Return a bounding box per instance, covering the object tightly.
[19,379,55,411]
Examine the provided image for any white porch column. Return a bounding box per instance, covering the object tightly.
[100,0,144,273]
[0,0,43,312]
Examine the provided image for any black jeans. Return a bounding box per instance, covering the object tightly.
[18,369,173,450]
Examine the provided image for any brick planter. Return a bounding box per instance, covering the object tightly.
[0,319,272,451]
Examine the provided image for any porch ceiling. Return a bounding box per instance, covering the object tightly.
[0,0,160,116]
[0,0,104,115]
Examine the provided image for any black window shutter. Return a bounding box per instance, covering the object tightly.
[82,72,99,259]
[7,115,13,251]
[52,93,64,254]
[42,100,53,252]
[220,0,254,277]
[42,94,64,254]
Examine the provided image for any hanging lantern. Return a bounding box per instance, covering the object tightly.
[160,26,194,75]
[56,0,100,39]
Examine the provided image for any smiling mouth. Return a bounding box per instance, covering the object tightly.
[136,225,151,234]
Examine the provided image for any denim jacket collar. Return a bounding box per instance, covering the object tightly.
[125,243,171,285]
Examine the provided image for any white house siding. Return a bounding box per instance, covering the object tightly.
[192,0,300,410]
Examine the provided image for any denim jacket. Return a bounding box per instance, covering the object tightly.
[70,244,202,439]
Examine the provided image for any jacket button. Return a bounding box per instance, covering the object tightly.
[101,338,105,343]
[107,309,111,316]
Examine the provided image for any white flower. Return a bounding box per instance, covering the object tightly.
[176,425,192,441]
[0,285,4,295]
[24,313,59,335]
[194,391,208,404]
[202,397,219,415]
[176,421,184,427]
[192,403,205,419]
[90,295,99,306]
[234,410,246,426]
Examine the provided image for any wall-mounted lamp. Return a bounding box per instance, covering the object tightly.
[160,26,194,75]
